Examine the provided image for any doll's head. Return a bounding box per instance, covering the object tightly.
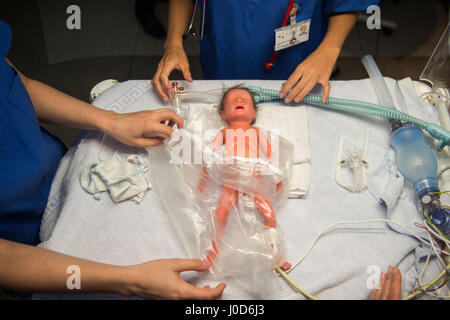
[219,87,257,125]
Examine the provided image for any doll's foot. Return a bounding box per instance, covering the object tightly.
[263,228,281,255]
[263,228,291,271]
[280,261,292,271]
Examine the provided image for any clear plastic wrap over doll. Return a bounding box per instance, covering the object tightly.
[197,88,292,271]
[147,86,293,293]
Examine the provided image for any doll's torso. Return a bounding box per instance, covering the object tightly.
[220,127,263,159]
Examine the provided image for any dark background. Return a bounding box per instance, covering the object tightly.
[0,0,448,147]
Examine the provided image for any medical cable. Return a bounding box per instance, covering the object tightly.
[285,218,449,275]
[413,221,450,299]
[437,166,450,179]
[402,226,449,300]
[274,217,450,300]
[274,267,318,300]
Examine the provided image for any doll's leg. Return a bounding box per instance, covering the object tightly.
[205,186,238,267]
[254,196,291,271]
[253,196,276,228]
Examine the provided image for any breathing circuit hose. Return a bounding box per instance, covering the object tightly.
[247,86,450,149]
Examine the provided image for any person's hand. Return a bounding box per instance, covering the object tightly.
[152,45,193,102]
[102,108,184,147]
[278,46,339,104]
[370,266,402,300]
[122,259,226,300]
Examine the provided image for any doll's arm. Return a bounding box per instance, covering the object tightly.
[213,129,225,151]
[258,129,272,160]
[258,129,283,193]
[198,130,225,192]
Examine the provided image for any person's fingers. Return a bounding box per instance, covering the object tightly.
[162,73,173,97]
[153,109,184,129]
[285,73,315,103]
[293,79,317,103]
[146,122,174,138]
[159,67,174,101]
[374,272,386,300]
[370,287,378,300]
[176,280,226,300]
[320,80,330,103]
[180,62,193,83]
[162,58,185,95]
[171,259,210,273]
[153,57,179,102]
[380,268,393,300]
[152,67,169,102]
[135,136,165,147]
[279,68,303,99]
[389,267,402,300]
[212,282,227,299]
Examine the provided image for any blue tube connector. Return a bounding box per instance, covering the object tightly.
[425,123,450,149]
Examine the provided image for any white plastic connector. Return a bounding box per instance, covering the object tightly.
[336,129,370,193]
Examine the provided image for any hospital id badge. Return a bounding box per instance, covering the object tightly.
[274,19,310,51]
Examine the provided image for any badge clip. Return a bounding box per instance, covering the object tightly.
[289,3,299,25]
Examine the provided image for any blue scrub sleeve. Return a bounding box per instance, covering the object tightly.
[0,20,11,56]
[324,0,380,16]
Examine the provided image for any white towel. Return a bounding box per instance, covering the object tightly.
[255,105,310,164]
[255,105,311,198]
[79,152,150,203]
[289,163,310,198]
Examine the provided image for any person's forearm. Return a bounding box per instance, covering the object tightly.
[165,0,195,50]
[23,77,115,132]
[316,12,358,58]
[0,239,131,295]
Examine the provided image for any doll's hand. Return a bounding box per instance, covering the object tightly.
[276,181,283,194]
[278,46,339,104]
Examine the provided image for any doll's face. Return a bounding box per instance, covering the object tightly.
[221,89,256,124]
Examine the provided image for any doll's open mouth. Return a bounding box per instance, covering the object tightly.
[235,106,244,110]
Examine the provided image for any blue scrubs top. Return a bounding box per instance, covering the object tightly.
[199,0,379,79]
[0,21,66,246]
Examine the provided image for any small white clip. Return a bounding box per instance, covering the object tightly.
[289,3,299,25]
[336,129,370,193]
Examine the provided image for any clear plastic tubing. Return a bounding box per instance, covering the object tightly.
[247,87,450,148]
[361,55,401,131]
[361,55,395,108]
